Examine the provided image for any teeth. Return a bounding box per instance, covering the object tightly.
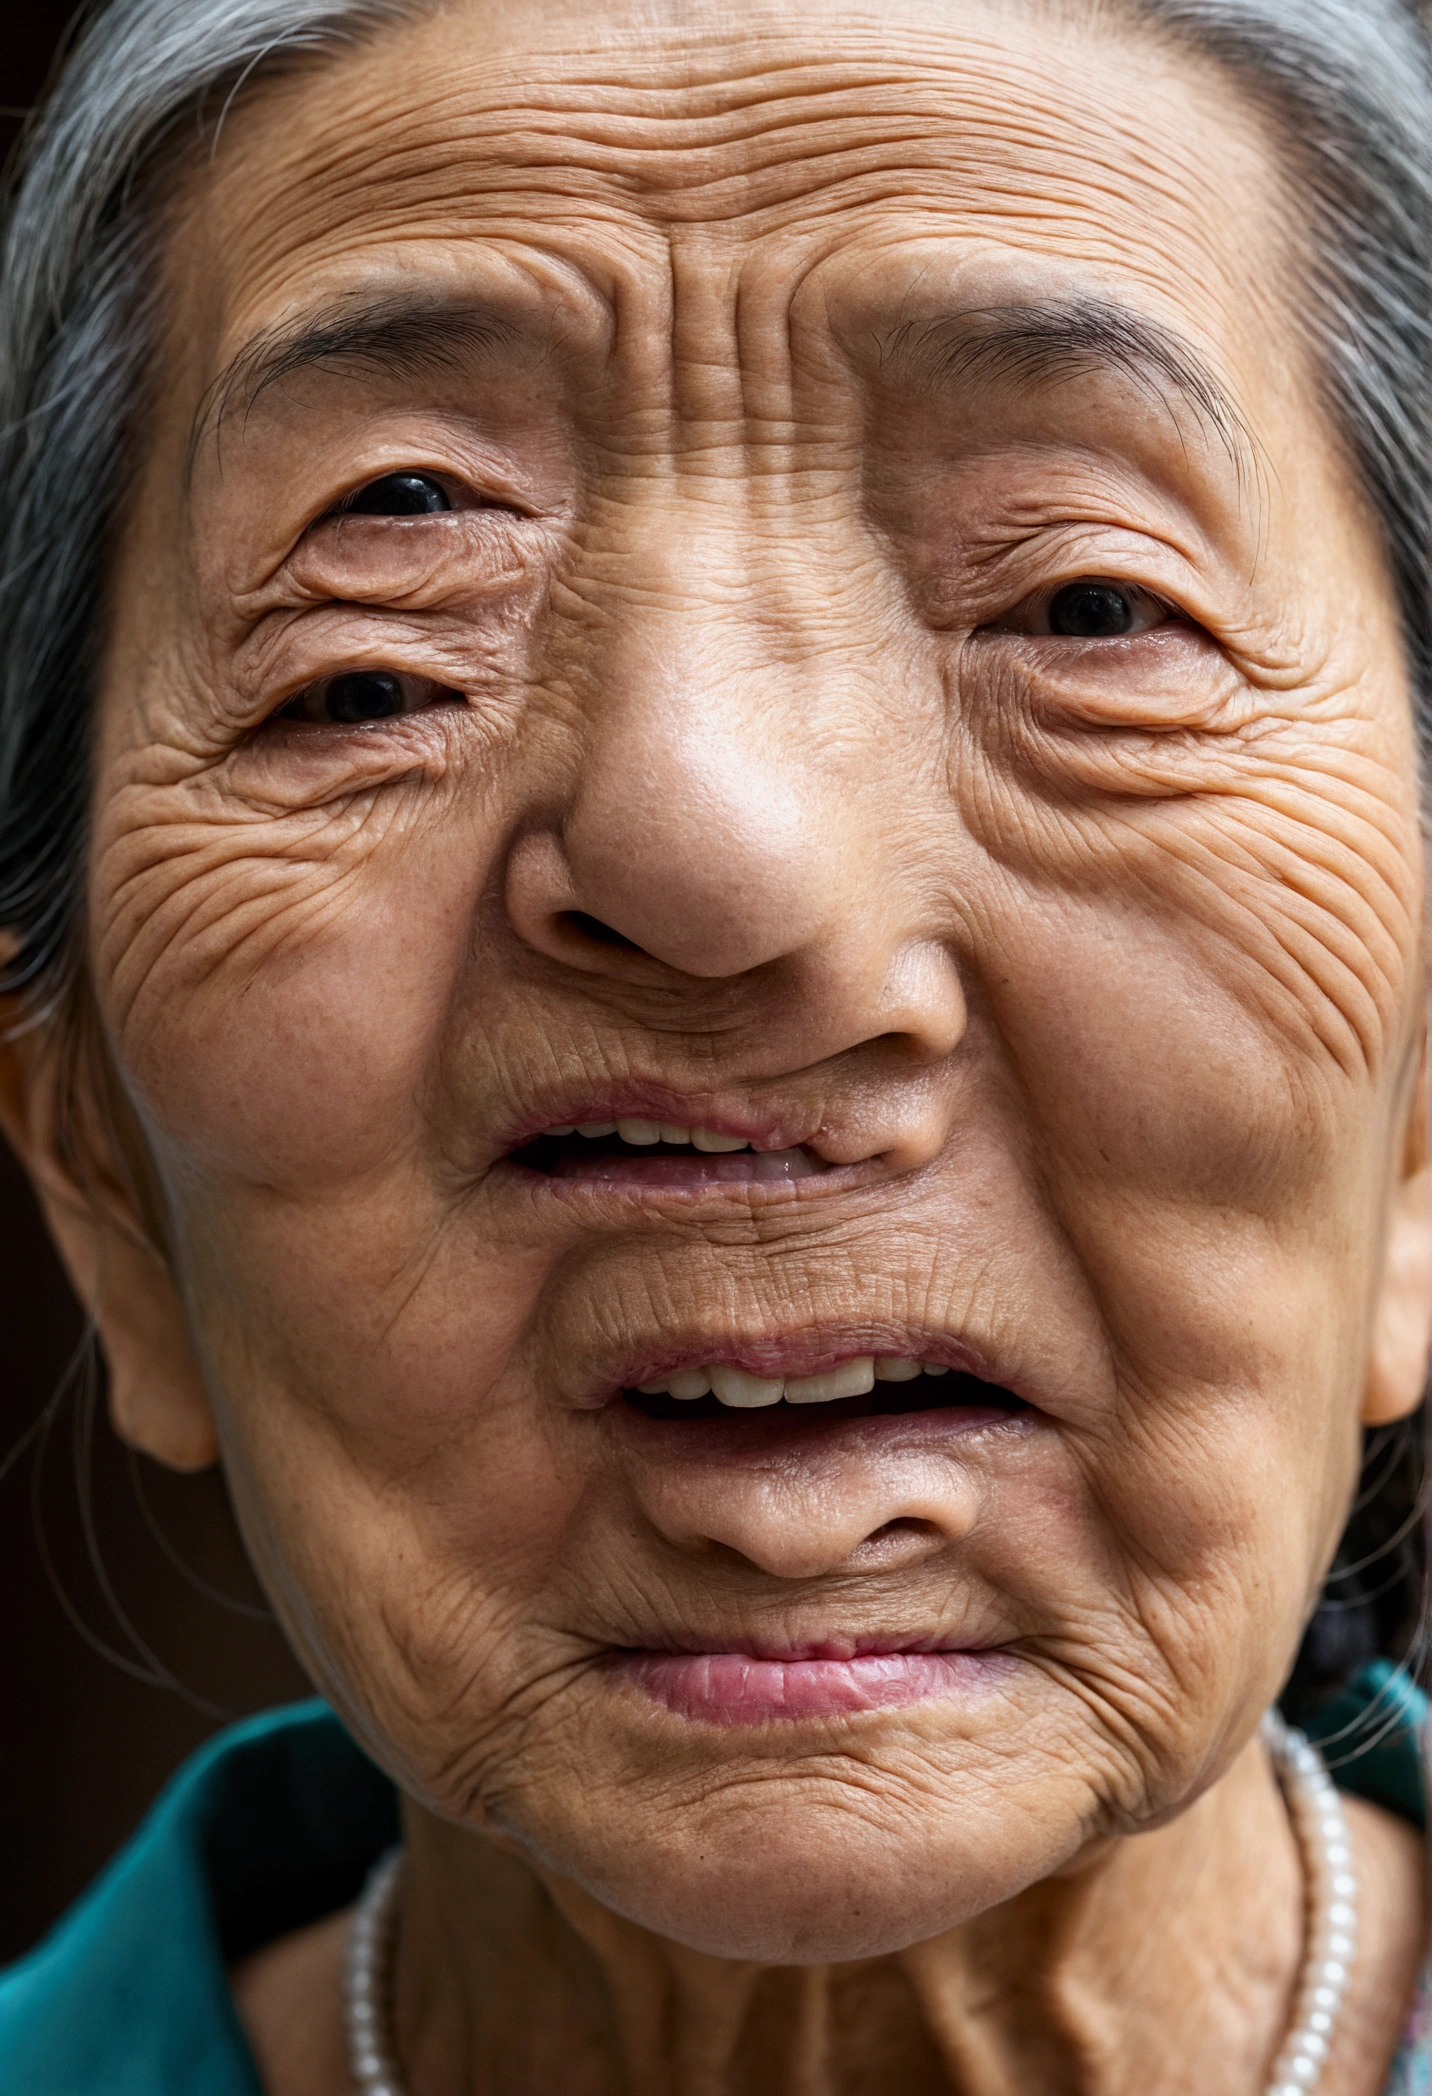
[785,1357,876,1404]
[543,1121,754,1150]
[634,1355,945,1407]
[667,1367,713,1400]
[708,1364,785,1408]
[616,1117,661,1144]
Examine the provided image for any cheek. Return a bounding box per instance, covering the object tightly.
[965,661,1422,1089]
[969,1384,1348,1758]
[92,779,496,1187]
[216,1345,598,1784]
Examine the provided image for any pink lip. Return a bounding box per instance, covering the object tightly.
[611,1649,1005,1724]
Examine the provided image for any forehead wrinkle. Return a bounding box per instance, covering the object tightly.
[192,17,1276,256]
[219,94,1246,242]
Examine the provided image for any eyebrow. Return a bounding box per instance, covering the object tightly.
[193,292,533,462]
[882,297,1257,475]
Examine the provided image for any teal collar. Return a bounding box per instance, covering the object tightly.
[0,1701,396,2095]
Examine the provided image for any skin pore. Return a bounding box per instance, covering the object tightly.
[2,0,1431,2089]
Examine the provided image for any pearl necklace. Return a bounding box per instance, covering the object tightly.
[1263,1712,1360,2096]
[342,1844,406,2096]
[342,1713,1357,2096]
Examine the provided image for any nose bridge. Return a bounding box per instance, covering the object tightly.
[549,500,884,979]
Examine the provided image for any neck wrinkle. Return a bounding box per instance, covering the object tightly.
[394,1733,1302,2096]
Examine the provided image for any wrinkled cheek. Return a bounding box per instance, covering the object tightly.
[987,901,1359,1200]
[94,819,482,1188]
[210,1360,598,1785]
[968,1395,1341,1749]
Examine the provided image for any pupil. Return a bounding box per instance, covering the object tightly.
[346,473,451,516]
[326,671,404,722]
[1048,583,1134,638]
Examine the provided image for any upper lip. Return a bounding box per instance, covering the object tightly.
[498,1091,825,1156]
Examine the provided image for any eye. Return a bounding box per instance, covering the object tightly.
[277,669,459,725]
[996,578,1175,639]
[341,472,452,516]
[1049,581,1144,636]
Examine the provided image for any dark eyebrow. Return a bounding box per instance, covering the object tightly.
[192,292,531,462]
[883,297,1257,474]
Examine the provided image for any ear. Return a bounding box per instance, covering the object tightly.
[0,991,218,1471]
[1364,1025,1432,1426]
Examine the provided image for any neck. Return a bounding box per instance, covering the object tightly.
[391,1737,1304,2096]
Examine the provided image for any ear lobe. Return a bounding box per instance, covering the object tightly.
[0,998,218,1472]
[1364,1031,1432,1427]
[53,1198,218,1471]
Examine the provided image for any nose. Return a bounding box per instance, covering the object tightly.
[504,526,966,1072]
[629,1440,980,1581]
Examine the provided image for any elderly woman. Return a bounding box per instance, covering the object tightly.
[0,0,1430,2087]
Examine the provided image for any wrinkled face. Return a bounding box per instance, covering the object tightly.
[92,0,1422,1958]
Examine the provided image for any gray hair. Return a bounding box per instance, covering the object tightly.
[0,0,411,1005]
[0,0,1429,1002]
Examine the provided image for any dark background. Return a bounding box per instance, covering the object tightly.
[1,10,309,1963]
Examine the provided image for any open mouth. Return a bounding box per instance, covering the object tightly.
[624,1361,1027,1421]
[508,1120,829,1184]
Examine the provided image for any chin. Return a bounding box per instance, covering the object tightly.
[515,1778,1063,1963]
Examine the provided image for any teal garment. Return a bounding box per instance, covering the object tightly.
[0,1701,397,2095]
[1304,1656,1428,1828]
[0,1667,1424,2093]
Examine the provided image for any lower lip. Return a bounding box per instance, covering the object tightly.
[611,1649,1001,1724]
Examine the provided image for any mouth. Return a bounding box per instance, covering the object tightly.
[506,1117,832,1186]
[623,1357,1028,1421]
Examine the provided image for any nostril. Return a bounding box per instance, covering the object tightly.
[559,910,641,952]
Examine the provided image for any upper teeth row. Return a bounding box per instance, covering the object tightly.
[634,1356,950,1407]
[544,1120,752,1152]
